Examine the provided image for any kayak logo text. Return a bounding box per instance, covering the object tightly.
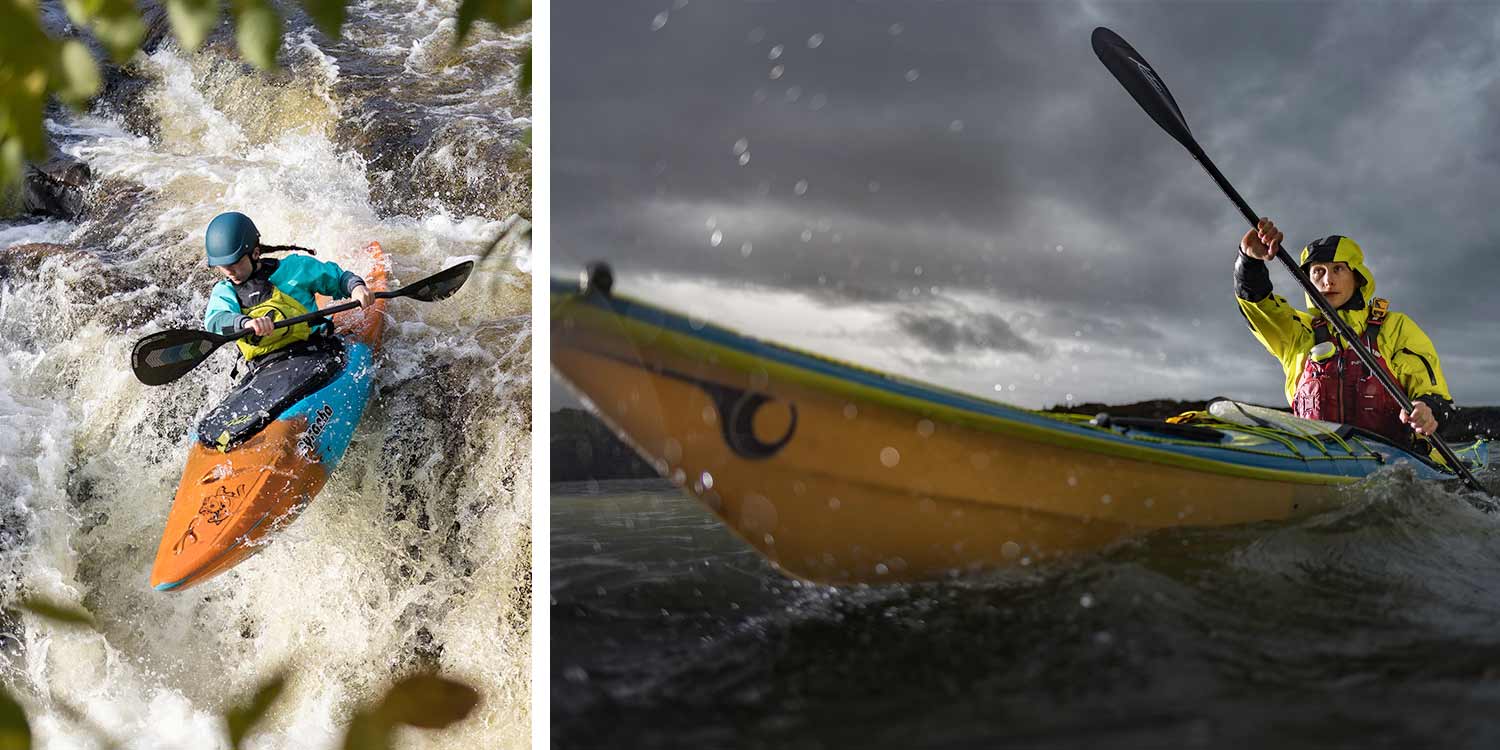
[297,404,336,461]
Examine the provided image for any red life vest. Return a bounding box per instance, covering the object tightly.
[1290,300,1409,443]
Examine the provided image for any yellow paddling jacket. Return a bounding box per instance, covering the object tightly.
[1233,236,1453,423]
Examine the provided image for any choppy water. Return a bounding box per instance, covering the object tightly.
[0,2,530,747]
[553,474,1500,749]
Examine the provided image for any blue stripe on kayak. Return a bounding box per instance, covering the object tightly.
[553,278,1461,481]
[278,341,376,470]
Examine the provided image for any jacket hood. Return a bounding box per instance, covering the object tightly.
[1299,235,1374,312]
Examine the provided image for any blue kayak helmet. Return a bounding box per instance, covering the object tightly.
[204,212,260,267]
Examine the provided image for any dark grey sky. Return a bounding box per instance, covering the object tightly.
[554,0,1500,410]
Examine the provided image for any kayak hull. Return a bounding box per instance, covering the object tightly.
[150,242,389,591]
[552,276,1487,584]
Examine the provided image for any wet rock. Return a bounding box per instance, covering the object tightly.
[0,242,170,332]
[335,98,531,220]
[22,155,92,220]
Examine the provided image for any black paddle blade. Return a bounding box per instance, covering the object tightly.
[1092,27,1195,149]
[398,260,474,302]
[131,329,225,386]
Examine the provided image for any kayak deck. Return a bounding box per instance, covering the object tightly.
[551,270,1487,584]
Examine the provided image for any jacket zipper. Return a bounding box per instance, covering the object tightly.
[1399,348,1437,386]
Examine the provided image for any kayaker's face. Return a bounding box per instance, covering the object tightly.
[213,255,255,284]
[1308,261,1356,307]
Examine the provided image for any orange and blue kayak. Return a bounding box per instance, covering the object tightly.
[551,265,1489,585]
[149,242,389,591]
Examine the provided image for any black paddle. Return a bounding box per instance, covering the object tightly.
[131,261,475,386]
[1091,26,1490,496]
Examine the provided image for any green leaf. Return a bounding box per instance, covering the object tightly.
[225,672,288,750]
[54,40,102,106]
[298,0,344,38]
[63,0,144,62]
[0,687,29,750]
[232,0,282,70]
[165,0,219,52]
[0,140,24,192]
[519,45,530,93]
[454,0,529,46]
[17,598,95,628]
[338,710,390,750]
[375,674,479,730]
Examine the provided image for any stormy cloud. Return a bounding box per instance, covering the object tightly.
[555,1,1500,408]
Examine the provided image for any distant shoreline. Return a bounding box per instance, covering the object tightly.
[552,401,1500,482]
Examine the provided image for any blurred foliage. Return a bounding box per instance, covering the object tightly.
[15,596,96,628]
[0,0,530,190]
[341,674,481,750]
[226,671,288,749]
[0,687,28,750]
[2,599,486,746]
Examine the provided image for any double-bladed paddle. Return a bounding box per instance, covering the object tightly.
[131,260,475,386]
[1091,26,1490,496]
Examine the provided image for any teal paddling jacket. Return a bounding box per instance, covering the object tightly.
[204,253,364,335]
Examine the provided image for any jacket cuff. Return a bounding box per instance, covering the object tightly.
[1416,394,1454,426]
[1234,250,1273,302]
[341,271,367,296]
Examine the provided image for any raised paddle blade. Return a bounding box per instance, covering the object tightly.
[394,260,474,302]
[1092,27,1195,150]
[131,329,228,386]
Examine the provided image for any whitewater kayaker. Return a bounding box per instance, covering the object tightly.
[202,212,374,368]
[1235,218,1452,444]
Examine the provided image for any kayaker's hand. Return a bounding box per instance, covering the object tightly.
[1241,218,1283,261]
[248,316,275,337]
[352,284,374,309]
[1401,401,1438,436]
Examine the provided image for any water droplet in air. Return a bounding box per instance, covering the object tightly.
[769,44,784,60]
[733,138,749,155]
[770,65,784,80]
[889,23,904,35]
[808,33,824,48]
[710,230,722,247]
[738,153,751,166]
[794,179,808,195]
[917,419,935,437]
[1080,594,1095,608]
[905,69,920,82]
[800,229,812,242]
[880,447,900,467]
[740,242,753,257]
[651,12,669,30]
[1001,541,1021,559]
[949,120,964,132]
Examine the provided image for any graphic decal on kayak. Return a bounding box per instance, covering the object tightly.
[172,483,242,554]
[693,381,798,460]
[296,404,336,462]
[584,348,801,460]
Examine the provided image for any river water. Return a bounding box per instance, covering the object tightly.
[0,2,530,747]
[553,475,1500,749]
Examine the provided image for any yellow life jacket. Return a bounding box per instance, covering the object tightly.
[233,262,314,360]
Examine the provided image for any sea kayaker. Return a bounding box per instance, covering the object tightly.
[202,211,374,369]
[1235,217,1452,445]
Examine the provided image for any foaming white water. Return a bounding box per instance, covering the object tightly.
[1,30,528,750]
